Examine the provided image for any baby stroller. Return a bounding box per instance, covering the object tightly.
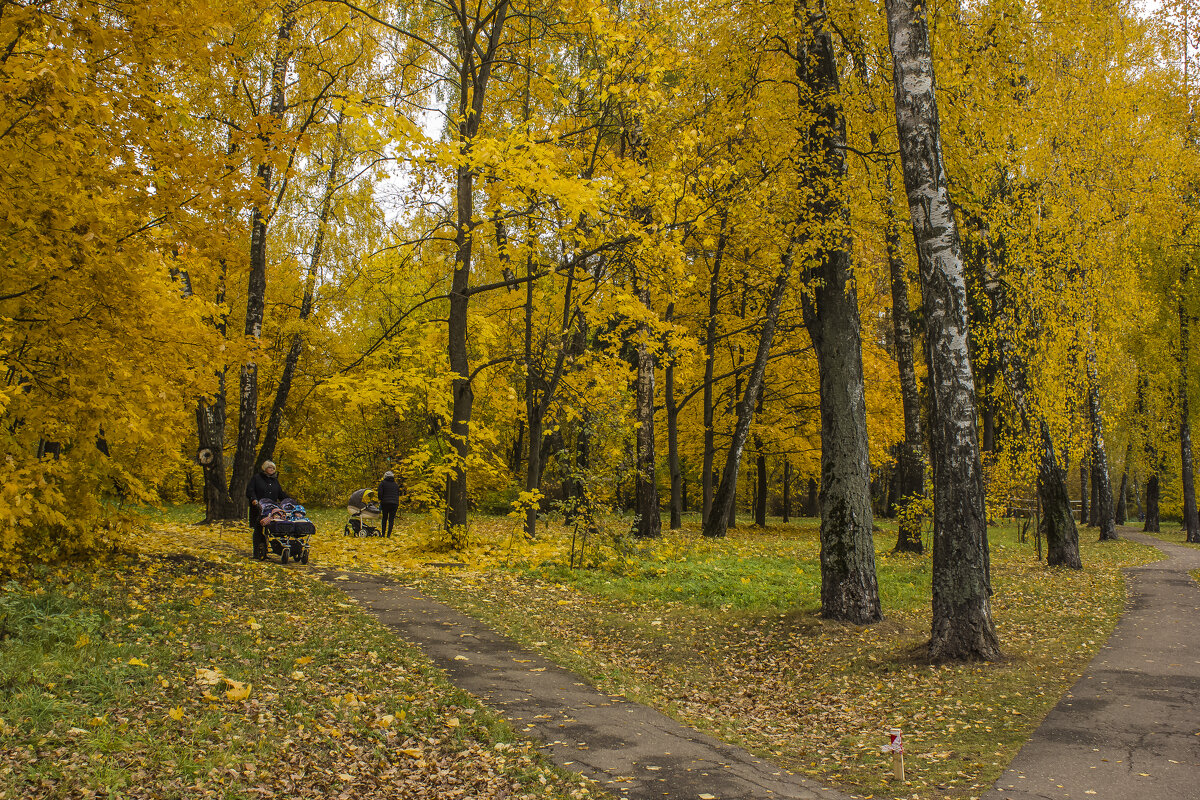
[253,498,314,564]
[344,488,382,537]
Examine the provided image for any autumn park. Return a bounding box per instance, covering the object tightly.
[7,0,1200,797]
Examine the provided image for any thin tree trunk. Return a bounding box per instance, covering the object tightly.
[704,262,791,538]
[1080,461,1088,524]
[258,115,343,467]
[1181,292,1199,542]
[702,224,727,525]
[754,435,767,527]
[783,460,791,523]
[795,2,881,624]
[1116,439,1131,526]
[230,3,297,519]
[885,0,1000,659]
[666,304,682,530]
[1087,355,1117,540]
[807,477,818,517]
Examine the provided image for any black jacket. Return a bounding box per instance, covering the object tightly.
[246,472,288,504]
[377,476,401,506]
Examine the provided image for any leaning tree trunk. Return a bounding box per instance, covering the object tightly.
[1037,420,1083,568]
[996,328,1081,569]
[704,262,790,538]
[794,2,881,625]
[229,2,298,520]
[1087,354,1117,541]
[882,146,925,555]
[258,117,343,468]
[885,0,1000,660]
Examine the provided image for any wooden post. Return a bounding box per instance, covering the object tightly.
[882,727,905,782]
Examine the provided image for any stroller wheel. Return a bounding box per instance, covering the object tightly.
[281,547,290,565]
[300,550,309,565]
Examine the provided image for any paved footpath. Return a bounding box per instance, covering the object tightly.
[984,527,1200,800]
[318,569,854,800]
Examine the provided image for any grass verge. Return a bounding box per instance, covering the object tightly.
[0,548,596,800]
[123,508,1162,800]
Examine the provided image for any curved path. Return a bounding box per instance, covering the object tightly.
[984,528,1200,800]
[319,569,853,800]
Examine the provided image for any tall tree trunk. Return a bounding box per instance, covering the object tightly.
[632,278,661,539]
[807,477,818,517]
[1181,292,1199,542]
[666,304,682,530]
[258,115,343,467]
[198,257,233,522]
[885,0,1000,659]
[1087,355,1117,540]
[794,2,881,625]
[445,0,510,532]
[1116,439,1131,526]
[704,262,791,538]
[881,146,925,555]
[754,435,767,527]
[702,223,727,525]
[782,460,792,523]
[1079,461,1088,525]
[230,2,298,519]
[1144,475,1161,532]
[1140,374,1161,532]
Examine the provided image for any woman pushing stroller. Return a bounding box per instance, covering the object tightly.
[247,460,291,555]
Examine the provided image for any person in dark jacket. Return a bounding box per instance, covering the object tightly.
[247,460,290,558]
[377,470,401,538]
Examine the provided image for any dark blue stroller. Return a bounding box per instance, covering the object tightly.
[253,499,314,564]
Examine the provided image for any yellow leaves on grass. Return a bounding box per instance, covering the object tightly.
[194,666,251,702]
[128,657,150,667]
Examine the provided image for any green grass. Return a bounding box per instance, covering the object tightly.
[0,552,597,800]
[404,518,1160,800]
[121,506,1165,800]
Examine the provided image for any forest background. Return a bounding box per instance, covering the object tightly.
[4,0,1200,605]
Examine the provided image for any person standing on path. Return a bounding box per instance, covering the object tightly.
[377,470,401,537]
[246,460,290,553]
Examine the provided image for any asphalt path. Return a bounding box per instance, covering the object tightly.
[983,527,1200,800]
[319,568,854,800]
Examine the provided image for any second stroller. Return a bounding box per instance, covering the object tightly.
[344,488,382,537]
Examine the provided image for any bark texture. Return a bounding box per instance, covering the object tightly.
[794,1,881,624]
[883,152,925,555]
[445,0,510,532]
[1087,356,1117,541]
[885,0,999,659]
[230,3,297,520]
